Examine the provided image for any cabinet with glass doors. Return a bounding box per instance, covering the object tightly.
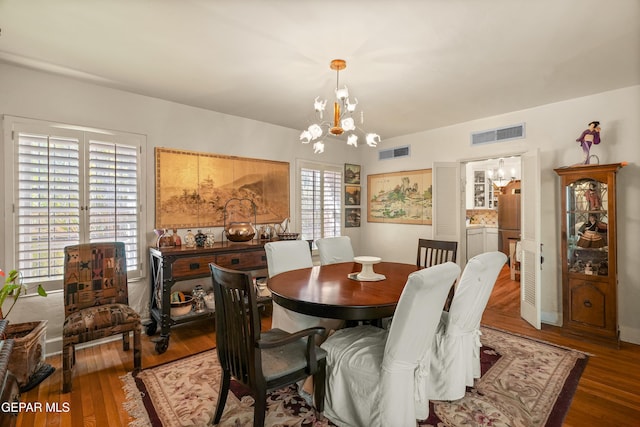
[554,163,624,346]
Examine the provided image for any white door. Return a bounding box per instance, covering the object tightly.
[433,162,460,261]
[520,149,542,329]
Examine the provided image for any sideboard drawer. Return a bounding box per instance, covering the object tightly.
[216,250,267,270]
[172,255,217,279]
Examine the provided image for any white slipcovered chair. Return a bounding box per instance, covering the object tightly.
[320,262,461,427]
[426,251,507,401]
[265,240,343,336]
[316,236,355,265]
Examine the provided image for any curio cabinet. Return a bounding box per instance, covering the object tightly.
[554,163,624,346]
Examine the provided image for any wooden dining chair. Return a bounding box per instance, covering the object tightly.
[416,238,458,268]
[209,262,327,427]
[417,238,458,311]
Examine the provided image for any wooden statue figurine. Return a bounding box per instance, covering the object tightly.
[576,121,601,164]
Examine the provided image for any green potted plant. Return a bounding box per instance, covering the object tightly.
[0,268,52,392]
[0,268,47,319]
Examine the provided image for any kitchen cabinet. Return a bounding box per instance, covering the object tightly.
[486,227,498,252]
[466,226,498,261]
[469,170,496,209]
[554,163,623,347]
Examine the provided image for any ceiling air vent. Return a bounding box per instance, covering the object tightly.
[378,145,410,161]
[471,123,525,146]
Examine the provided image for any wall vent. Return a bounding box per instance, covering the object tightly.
[471,123,525,146]
[378,145,410,161]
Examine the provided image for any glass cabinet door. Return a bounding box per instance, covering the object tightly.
[566,178,609,276]
[473,170,486,208]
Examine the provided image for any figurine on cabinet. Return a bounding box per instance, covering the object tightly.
[577,213,607,248]
[584,182,602,211]
[576,121,601,165]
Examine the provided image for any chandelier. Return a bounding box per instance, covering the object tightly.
[300,59,381,154]
[487,158,514,191]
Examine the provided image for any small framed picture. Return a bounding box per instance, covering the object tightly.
[345,185,361,206]
[345,208,361,228]
[344,163,361,185]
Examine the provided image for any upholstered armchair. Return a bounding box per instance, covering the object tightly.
[62,242,141,392]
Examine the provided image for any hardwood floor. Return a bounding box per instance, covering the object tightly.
[16,266,640,426]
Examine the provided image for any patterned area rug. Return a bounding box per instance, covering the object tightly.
[121,326,587,426]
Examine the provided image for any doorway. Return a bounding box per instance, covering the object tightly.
[463,156,522,308]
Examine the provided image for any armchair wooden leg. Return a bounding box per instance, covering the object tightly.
[62,342,74,393]
[122,331,131,351]
[133,327,142,372]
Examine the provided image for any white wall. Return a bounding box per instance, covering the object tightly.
[1,62,638,347]
[0,63,362,353]
[359,85,640,344]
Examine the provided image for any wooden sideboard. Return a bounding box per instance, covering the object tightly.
[147,241,268,353]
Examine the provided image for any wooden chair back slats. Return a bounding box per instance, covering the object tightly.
[417,239,458,268]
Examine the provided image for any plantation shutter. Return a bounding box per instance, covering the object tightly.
[8,117,145,287]
[88,136,139,271]
[323,169,342,237]
[300,168,321,241]
[17,130,81,282]
[299,162,342,245]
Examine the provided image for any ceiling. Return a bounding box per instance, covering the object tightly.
[1,0,639,140]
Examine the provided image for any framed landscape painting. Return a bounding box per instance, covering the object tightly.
[367,169,433,224]
[155,148,289,228]
[344,163,361,184]
[345,185,361,206]
[345,208,361,228]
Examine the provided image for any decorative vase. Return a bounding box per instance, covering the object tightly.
[184,230,196,248]
[195,230,206,247]
[172,228,182,246]
[205,230,215,247]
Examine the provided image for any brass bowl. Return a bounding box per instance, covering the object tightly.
[225,222,256,242]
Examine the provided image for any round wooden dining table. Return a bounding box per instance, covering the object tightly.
[267,261,421,321]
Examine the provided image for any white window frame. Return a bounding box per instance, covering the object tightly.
[296,159,343,249]
[2,116,146,292]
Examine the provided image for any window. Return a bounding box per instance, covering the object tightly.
[4,117,145,289]
[297,160,342,246]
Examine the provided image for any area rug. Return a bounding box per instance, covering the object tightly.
[121,326,588,427]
